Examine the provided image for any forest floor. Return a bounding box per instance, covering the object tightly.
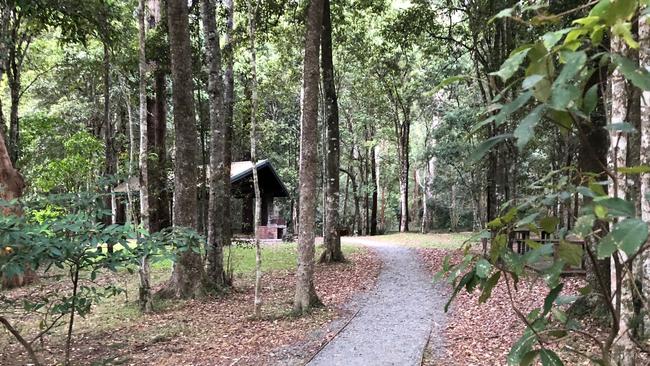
[0,244,381,366]
[3,233,619,365]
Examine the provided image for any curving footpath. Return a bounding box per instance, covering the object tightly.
[307,237,446,366]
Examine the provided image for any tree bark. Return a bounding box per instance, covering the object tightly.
[294,0,324,314]
[222,0,235,265]
[137,0,153,313]
[319,0,343,263]
[370,141,378,235]
[247,0,263,317]
[201,0,229,288]
[394,103,410,233]
[421,158,434,234]
[160,0,208,299]
[609,35,635,366]
[103,41,116,239]
[639,8,650,339]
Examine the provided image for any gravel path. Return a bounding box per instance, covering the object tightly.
[308,238,446,366]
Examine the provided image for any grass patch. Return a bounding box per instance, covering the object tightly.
[226,243,361,276]
[348,232,474,249]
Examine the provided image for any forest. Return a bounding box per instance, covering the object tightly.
[1,0,650,365]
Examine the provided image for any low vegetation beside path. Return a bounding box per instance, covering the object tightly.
[1,244,381,365]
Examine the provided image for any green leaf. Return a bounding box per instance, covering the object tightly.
[598,234,618,258]
[618,165,650,174]
[558,241,583,267]
[522,75,544,90]
[479,271,501,303]
[583,84,599,114]
[612,54,650,90]
[543,260,565,288]
[432,75,470,93]
[595,197,635,217]
[508,330,537,366]
[470,134,512,162]
[594,204,608,219]
[495,91,534,126]
[544,284,564,314]
[540,349,564,366]
[514,105,545,149]
[491,48,531,82]
[523,243,554,264]
[517,213,539,226]
[540,216,559,234]
[489,7,515,23]
[552,308,568,323]
[589,182,607,196]
[612,22,639,48]
[542,29,572,50]
[555,51,587,85]
[445,271,475,312]
[600,218,649,257]
[476,258,492,278]
[520,350,540,366]
[555,295,579,305]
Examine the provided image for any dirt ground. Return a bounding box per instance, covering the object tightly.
[0,248,381,366]
[417,248,609,366]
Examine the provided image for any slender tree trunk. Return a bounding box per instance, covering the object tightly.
[161,0,208,299]
[144,0,169,233]
[320,0,343,263]
[450,184,458,232]
[421,158,434,234]
[221,0,235,271]
[574,57,611,321]
[201,0,229,288]
[370,142,378,235]
[137,0,153,313]
[103,42,116,240]
[397,111,410,232]
[247,0,263,317]
[8,51,21,165]
[149,69,169,232]
[0,3,8,85]
[294,0,324,314]
[639,8,650,338]
[122,77,138,225]
[609,35,635,366]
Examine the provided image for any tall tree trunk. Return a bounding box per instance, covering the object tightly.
[609,35,635,366]
[395,107,410,232]
[221,0,235,264]
[294,0,324,314]
[247,0,263,317]
[639,8,650,339]
[7,46,21,165]
[121,76,138,225]
[103,42,116,241]
[320,0,343,263]
[421,158,434,234]
[149,68,169,232]
[201,0,229,288]
[137,0,153,313]
[398,134,410,232]
[574,57,611,325]
[370,142,378,235]
[0,3,8,85]
[145,0,169,234]
[450,184,458,232]
[161,0,208,299]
